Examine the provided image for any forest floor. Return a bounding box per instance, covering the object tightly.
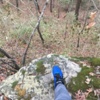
[0,1,100,100]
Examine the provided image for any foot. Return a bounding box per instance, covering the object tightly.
[52,66,64,88]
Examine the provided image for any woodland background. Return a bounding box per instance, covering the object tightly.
[0,0,100,87]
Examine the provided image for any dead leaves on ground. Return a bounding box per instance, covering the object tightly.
[86,22,96,29]
[86,11,97,29]
[75,88,93,100]
[90,11,97,22]
[15,85,26,96]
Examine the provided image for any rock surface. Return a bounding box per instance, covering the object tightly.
[0,54,81,100]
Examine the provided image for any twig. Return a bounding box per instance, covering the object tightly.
[0,65,17,72]
[22,0,49,65]
[0,58,17,61]
[1,59,15,68]
[4,0,25,13]
[33,0,44,44]
[0,48,20,70]
[0,60,17,72]
[91,0,99,11]
[77,0,90,48]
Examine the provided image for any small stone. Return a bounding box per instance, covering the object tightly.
[24,94,28,98]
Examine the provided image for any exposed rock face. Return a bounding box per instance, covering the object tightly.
[0,54,81,100]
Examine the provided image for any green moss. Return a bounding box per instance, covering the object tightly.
[87,92,98,100]
[0,52,4,57]
[54,54,59,57]
[35,75,40,83]
[7,72,11,76]
[68,57,94,62]
[90,58,100,67]
[36,60,46,75]
[67,66,95,93]
[12,81,18,89]
[49,80,54,90]
[91,77,100,88]
[22,70,26,75]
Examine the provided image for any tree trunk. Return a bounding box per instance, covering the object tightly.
[50,0,52,12]
[35,0,41,13]
[33,0,44,44]
[33,0,41,14]
[16,0,19,9]
[0,48,20,70]
[53,0,55,8]
[75,0,81,20]
[1,0,3,4]
[37,24,44,44]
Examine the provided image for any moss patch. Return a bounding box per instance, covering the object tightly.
[0,52,5,57]
[21,70,26,75]
[12,81,18,89]
[36,60,46,75]
[87,92,98,100]
[54,54,59,57]
[89,58,100,67]
[68,57,94,62]
[67,66,100,95]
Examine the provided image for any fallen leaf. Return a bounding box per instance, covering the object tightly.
[89,72,94,76]
[86,22,96,29]
[19,88,26,96]
[90,11,97,22]
[86,88,93,93]
[85,92,89,97]
[85,78,91,84]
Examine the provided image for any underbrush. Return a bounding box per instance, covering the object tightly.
[0,5,100,65]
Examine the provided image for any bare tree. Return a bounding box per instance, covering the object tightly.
[53,0,55,8]
[50,0,52,12]
[1,0,3,4]
[33,0,41,14]
[22,0,50,65]
[33,0,44,44]
[77,0,90,48]
[75,0,81,20]
[16,0,19,10]
[0,48,20,70]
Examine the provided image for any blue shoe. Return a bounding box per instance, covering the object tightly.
[52,66,64,88]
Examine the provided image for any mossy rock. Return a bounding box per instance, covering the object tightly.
[36,60,46,75]
[90,58,100,67]
[67,66,95,93]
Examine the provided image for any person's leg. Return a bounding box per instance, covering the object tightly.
[52,66,72,100]
[55,84,71,100]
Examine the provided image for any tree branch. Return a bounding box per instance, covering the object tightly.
[33,0,44,44]
[22,0,49,65]
[0,60,17,72]
[77,0,90,48]
[0,48,20,70]
[91,0,99,11]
